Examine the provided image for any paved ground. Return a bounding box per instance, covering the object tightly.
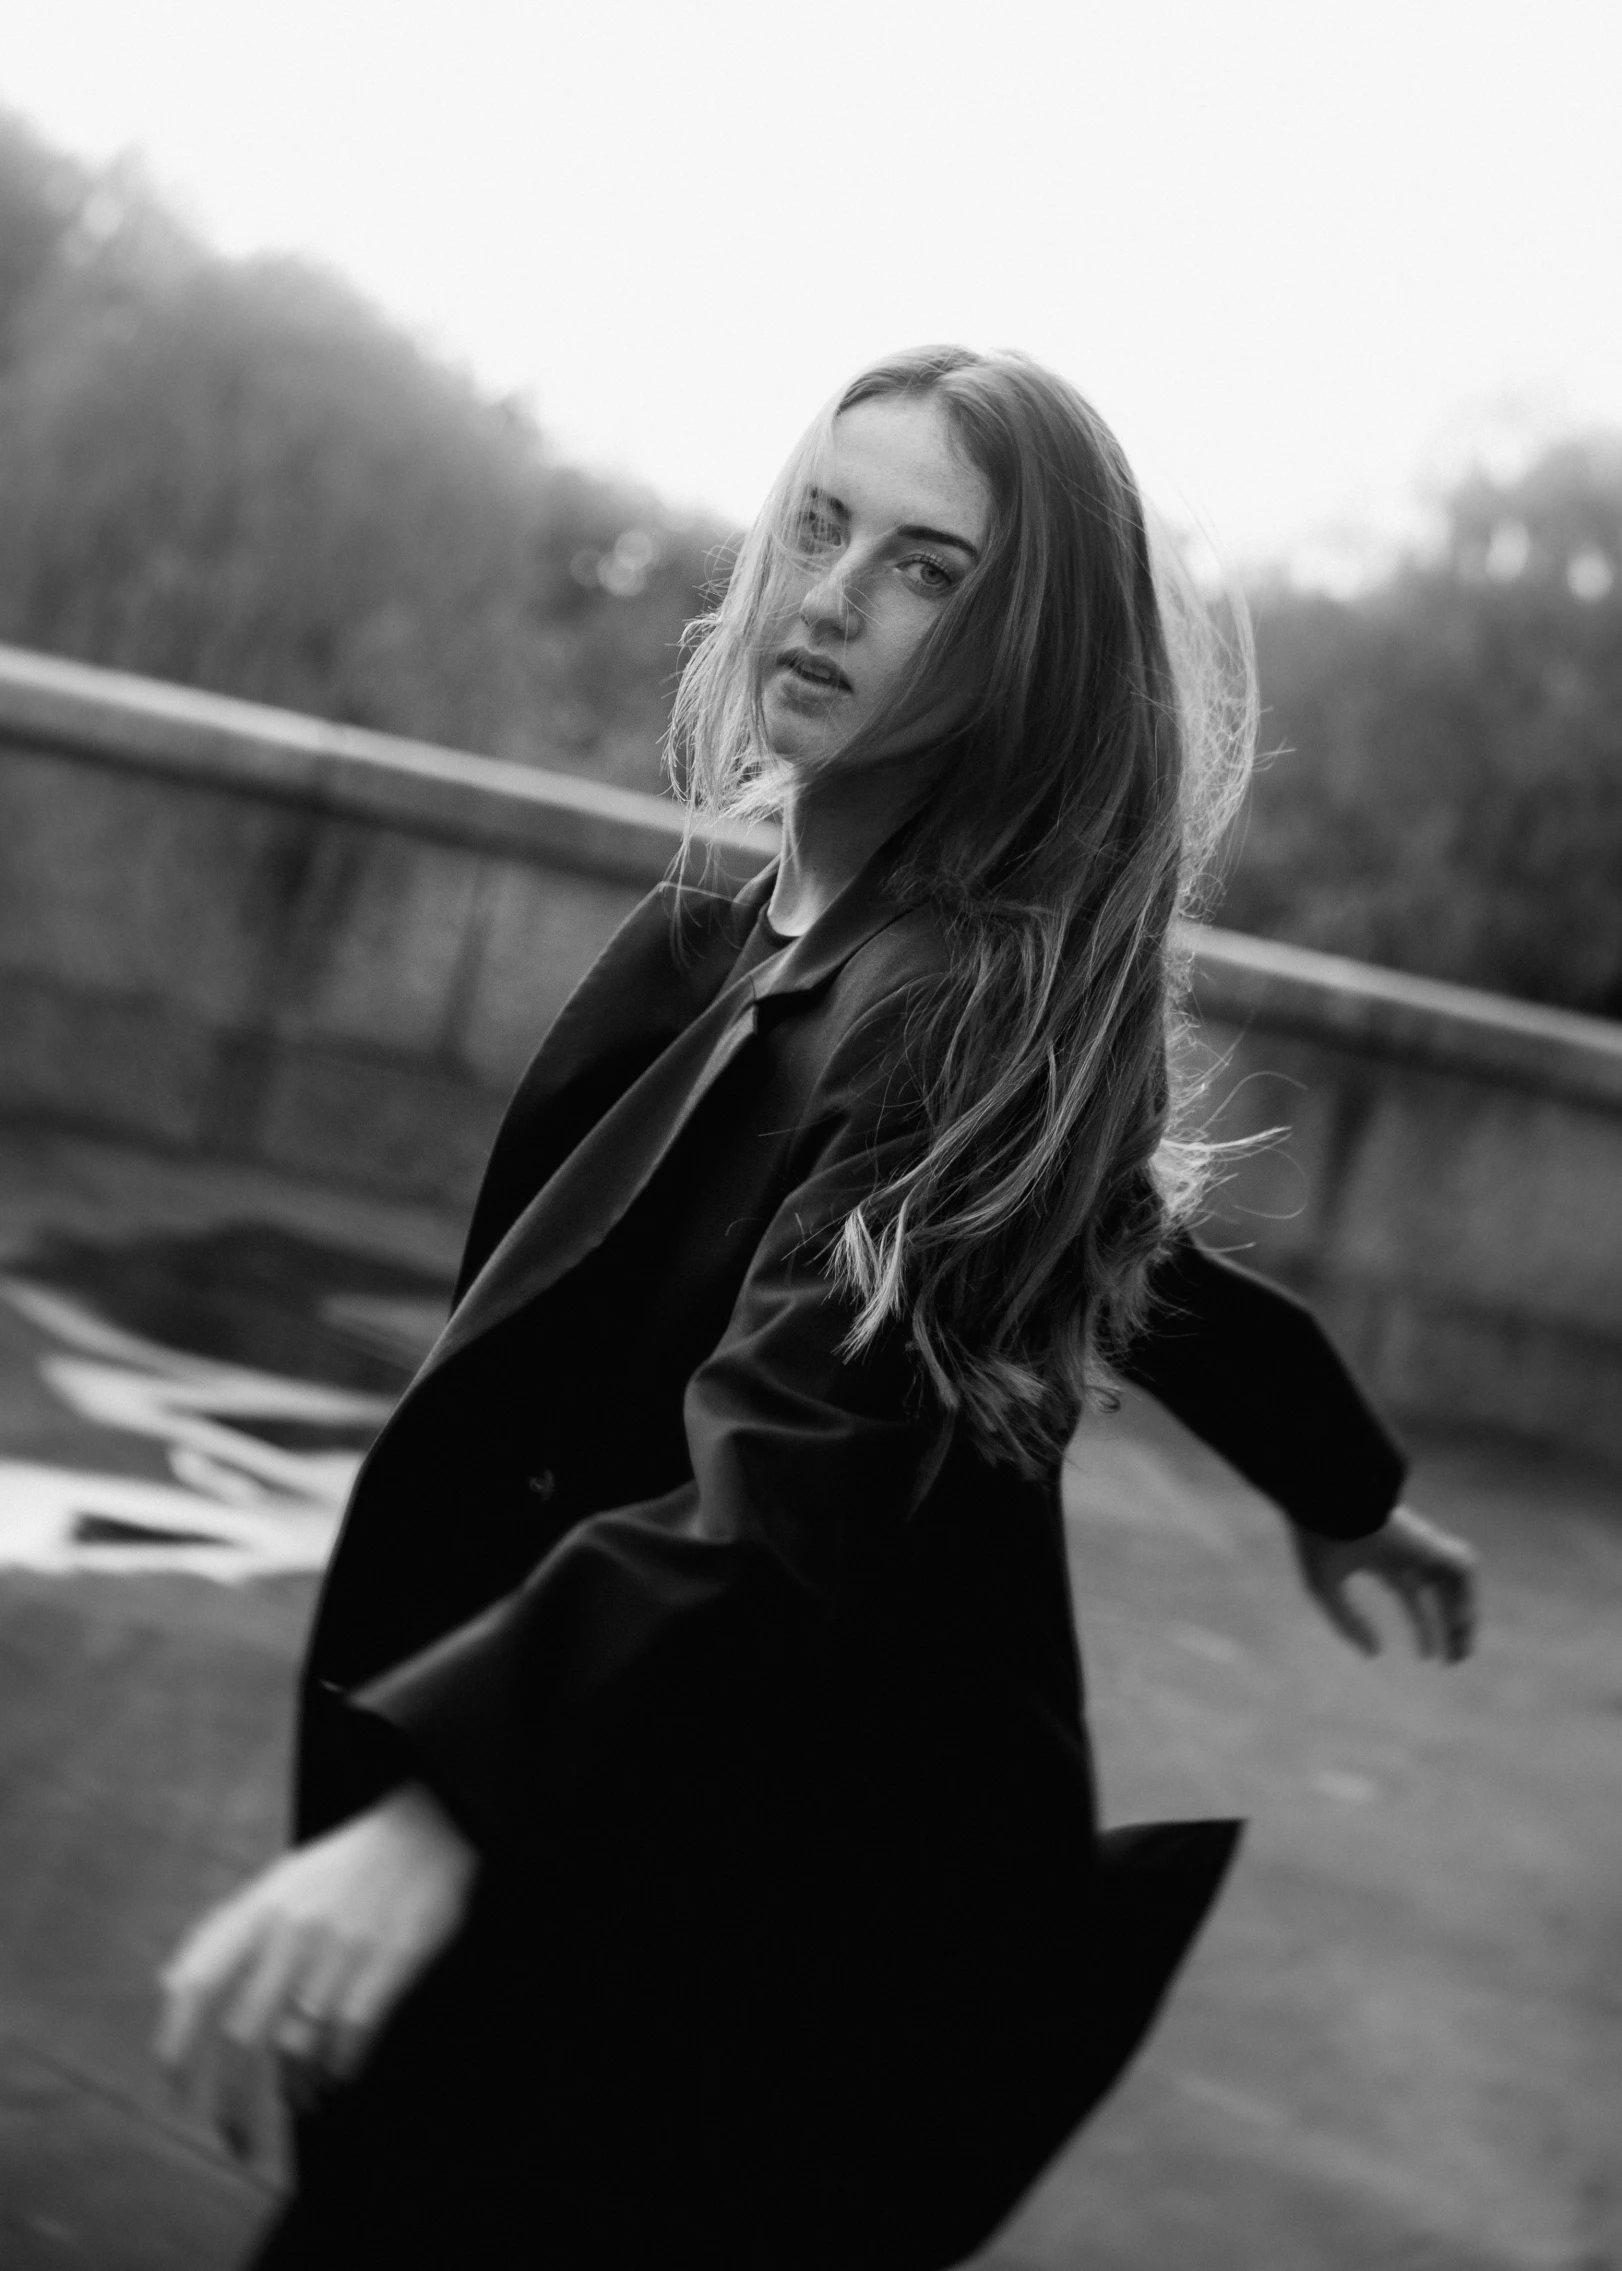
[0,1124,1617,2271]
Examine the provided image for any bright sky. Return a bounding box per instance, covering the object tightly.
[4,0,1617,578]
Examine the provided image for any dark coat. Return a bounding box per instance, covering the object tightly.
[260,851,1404,2271]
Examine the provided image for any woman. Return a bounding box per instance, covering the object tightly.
[158,347,1477,2268]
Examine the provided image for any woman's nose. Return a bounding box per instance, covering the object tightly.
[799,562,860,640]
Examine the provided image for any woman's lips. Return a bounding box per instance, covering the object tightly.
[777,647,852,694]
[774,669,845,713]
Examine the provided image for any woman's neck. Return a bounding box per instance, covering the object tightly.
[767,754,939,937]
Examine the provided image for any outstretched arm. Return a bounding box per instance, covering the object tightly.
[1123,1236,1479,1662]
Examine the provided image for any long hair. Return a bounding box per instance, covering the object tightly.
[668,346,1255,1475]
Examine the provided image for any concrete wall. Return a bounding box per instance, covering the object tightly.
[0,643,773,1200]
[1190,948,1622,1472]
[3,641,1619,1464]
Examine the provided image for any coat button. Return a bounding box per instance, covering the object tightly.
[526,1469,557,1505]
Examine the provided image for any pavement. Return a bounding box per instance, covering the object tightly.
[0,1123,1617,2271]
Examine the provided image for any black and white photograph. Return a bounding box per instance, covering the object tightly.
[0,3,1616,2265]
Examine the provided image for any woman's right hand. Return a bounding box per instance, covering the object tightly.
[155,1780,477,2164]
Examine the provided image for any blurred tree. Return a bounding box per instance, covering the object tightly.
[1223,438,1622,1016]
[0,111,87,369]
[0,111,727,792]
[4,110,1617,1012]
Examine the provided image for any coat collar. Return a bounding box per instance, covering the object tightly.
[660,823,924,1015]
[419,836,923,1381]
[748,843,917,1006]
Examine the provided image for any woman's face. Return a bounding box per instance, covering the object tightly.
[759,392,993,772]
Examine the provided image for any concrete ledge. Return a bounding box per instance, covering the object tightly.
[0,641,774,888]
[8,641,1617,1113]
[1191,925,1622,1114]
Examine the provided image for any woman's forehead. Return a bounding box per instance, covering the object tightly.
[812,395,992,549]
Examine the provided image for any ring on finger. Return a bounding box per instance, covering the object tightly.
[276,2001,329,2056]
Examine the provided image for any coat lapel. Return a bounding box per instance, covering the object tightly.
[424,969,765,1377]
[422,840,920,1384]
[453,863,774,1301]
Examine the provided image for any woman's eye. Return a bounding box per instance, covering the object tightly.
[901,553,956,594]
[799,509,842,551]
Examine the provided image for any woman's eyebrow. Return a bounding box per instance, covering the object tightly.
[807,486,980,563]
[895,522,980,560]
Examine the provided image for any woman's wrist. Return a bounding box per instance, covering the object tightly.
[371,1779,478,1883]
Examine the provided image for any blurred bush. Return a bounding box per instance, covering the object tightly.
[1225,440,1622,1017]
[0,110,728,793]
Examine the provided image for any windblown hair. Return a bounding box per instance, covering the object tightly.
[668,346,1255,1475]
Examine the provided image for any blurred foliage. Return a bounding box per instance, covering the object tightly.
[1226,440,1622,1016]
[1,111,1618,1012]
[0,110,728,792]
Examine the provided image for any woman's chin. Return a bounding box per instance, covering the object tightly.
[762,695,838,768]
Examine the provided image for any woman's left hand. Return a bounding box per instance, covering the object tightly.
[155,1780,477,2164]
[1292,1503,1479,1663]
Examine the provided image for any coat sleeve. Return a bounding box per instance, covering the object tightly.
[346,982,951,1855]
[1119,1234,1407,1541]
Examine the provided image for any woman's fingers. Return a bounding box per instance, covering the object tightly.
[1312,1566,1381,1658]
[271,1931,359,2060]
[215,2034,281,2165]
[157,1881,354,2155]
[1432,1554,1478,1663]
[220,1913,311,2055]
[325,1936,425,2084]
[155,1888,267,2089]
[272,1931,365,2117]
[1384,1567,1439,1660]
[212,1915,319,2157]
[192,1920,373,2154]
[1452,1582,1478,1661]
[1418,1576,1450,1659]
[156,1885,306,2164]
[1375,1518,1479,1665]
